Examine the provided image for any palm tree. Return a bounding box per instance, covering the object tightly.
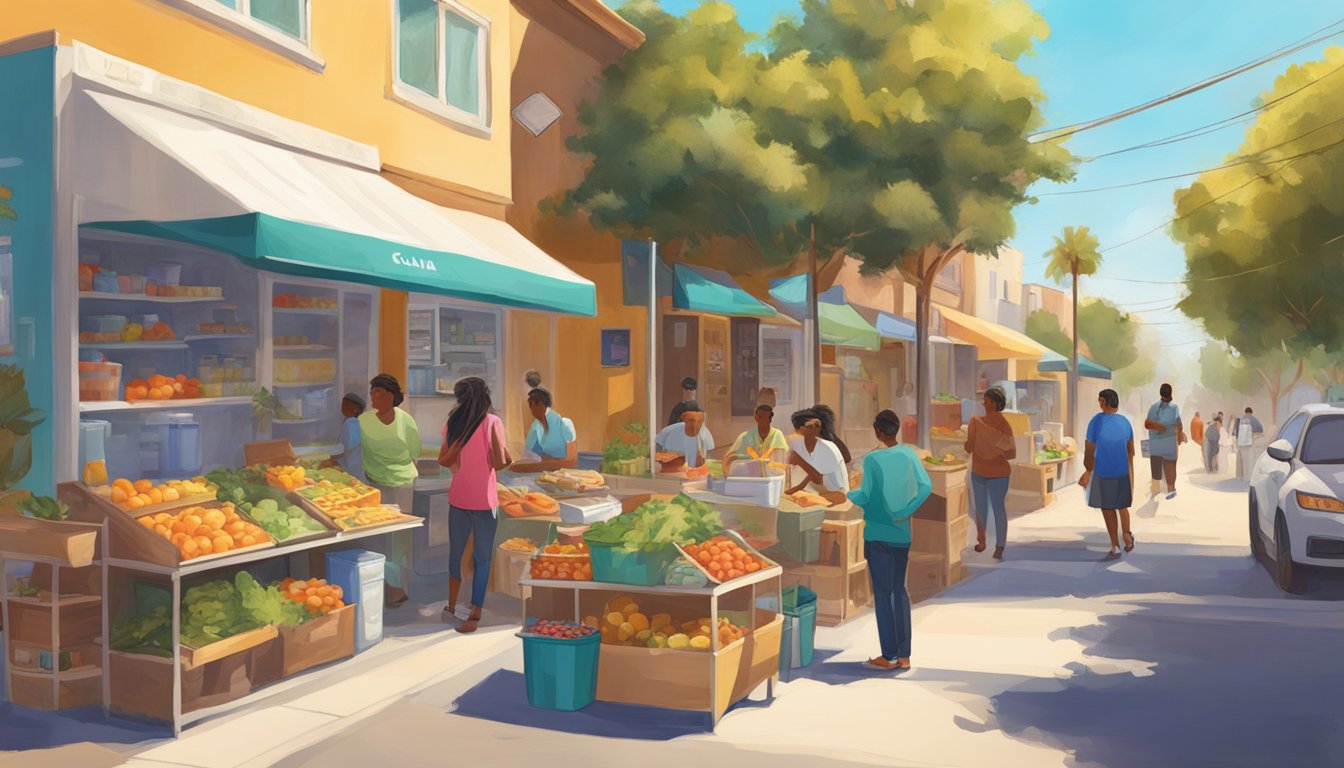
[1044,226,1103,437]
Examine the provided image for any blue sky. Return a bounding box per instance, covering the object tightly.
[656,0,1341,368]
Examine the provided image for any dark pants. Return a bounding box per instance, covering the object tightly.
[865,541,912,660]
[1150,455,1177,488]
[449,506,499,607]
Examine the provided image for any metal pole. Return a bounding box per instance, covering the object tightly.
[648,241,658,470]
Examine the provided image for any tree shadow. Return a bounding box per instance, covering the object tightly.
[447,669,771,738]
[988,604,1344,767]
[0,700,169,751]
[1189,475,1246,493]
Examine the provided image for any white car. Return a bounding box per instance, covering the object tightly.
[1248,404,1344,593]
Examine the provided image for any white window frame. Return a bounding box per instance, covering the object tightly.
[391,0,492,135]
[160,0,322,71]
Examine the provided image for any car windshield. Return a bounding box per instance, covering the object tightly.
[1300,415,1344,464]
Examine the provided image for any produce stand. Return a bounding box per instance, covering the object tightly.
[1007,458,1069,514]
[913,462,971,594]
[520,563,783,728]
[56,481,422,735]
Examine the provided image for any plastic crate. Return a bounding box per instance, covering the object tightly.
[720,474,785,507]
[577,452,604,471]
[585,543,676,586]
[519,630,600,711]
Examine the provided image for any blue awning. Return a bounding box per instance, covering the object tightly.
[876,312,916,342]
[673,264,776,317]
[768,273,810,320]
[1038,351,1112,379]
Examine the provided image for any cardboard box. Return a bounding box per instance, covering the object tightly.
[907,552,943,594]
[792,562,872,627]
[243,439,298,468]
[0,518,100,567]
[278,604,354,677]
[490,548,532,599]
[926,465,968,496]
[914,485,969,522]
[819,519,864,568]
[911,517,970,562]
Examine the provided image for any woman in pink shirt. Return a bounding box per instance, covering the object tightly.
[438,377,512,633]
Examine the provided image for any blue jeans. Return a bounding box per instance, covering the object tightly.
[865,541,912,660]
[970,472,1010,549]
[448,506,499,607]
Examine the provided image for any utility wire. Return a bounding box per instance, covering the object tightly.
[1030,17,1344,142]
[1038,116,1344,196]
[1081,62,1344,162]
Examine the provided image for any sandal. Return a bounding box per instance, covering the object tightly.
[456,605,482,634]
[974,529,987,553]
[992,547,1004,560]
[863,657,902,671]
[1124,532,1135,552]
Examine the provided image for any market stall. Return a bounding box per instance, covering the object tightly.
[45,457,422,735]
[911,459,971,602]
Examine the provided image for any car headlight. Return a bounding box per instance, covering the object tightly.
[1295,492,1344,514]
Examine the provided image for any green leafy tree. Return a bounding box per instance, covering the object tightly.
[1173,49,1344,367]
[1025,310,1070,356]
[1198,342,1304,424]
[1044,226,1103,435]
[1077,299,1139,373]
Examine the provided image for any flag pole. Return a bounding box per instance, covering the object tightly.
[648,240,658,472]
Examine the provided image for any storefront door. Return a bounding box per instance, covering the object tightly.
[730,318,760,417]
[662,315,699,426]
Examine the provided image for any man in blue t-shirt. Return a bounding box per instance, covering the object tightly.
[1082,388,1136,559]
[1144,382,1185,500]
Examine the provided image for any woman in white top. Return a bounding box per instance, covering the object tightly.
[655,402,715,469]
[787,408,850,504]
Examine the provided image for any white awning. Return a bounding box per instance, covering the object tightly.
[72,90,596,315]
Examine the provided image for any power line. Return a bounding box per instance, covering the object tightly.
[1030,17,1344,142]
[1091,255,1301,285]
[1038,115,1344,196]
[1081,62,1344,162]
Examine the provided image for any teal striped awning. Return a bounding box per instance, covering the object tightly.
[673,264,776,317]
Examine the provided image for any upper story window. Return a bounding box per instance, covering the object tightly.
[214,0,308,41]
[162,0,320,70]
[936,261,961,292]
[395,0,490,131]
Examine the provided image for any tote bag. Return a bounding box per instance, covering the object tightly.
[1237,420,1253,447]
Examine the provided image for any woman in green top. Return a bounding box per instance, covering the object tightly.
[358,373,421,607]
[847,410,932,672]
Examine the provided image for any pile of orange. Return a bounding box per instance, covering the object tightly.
[125,373,202,402]
[682,536,763,582]
[266,465,308,492]
[136,503,271,561]
[531,542,593,580]
[280,577,346,615]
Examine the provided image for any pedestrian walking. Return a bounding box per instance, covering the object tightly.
[1143,382,1185,500]
[1205,416,1223,473]
[1190,411,1204,450]
[964,386,1016,560]
[847,410,931,672]
[438,377,512,633]
[1233,407,1264,481]
[359,374,420,608]
[1081,389,1135,559]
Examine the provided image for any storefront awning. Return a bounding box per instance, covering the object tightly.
[935,304,1050,360]
[876,312,916,342]
[672,264,776,317]
[819,301,880,351]
[1038,351,1112,380]
[77,92,597,316]
[767,273,810,321]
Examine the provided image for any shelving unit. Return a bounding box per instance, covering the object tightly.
[78,342,190,351]
[79,292,227,305]
[183,334,255,343]
[79,396,253,414]
[271,307,338,316]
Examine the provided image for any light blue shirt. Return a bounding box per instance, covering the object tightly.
[1146,400,1181,459]
[526,410,575,459]
[336,417,364,481]
[847,445,932,545]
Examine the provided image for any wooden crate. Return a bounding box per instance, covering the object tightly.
[1010,463,1052,494]
[906,552,943,595]
[911,517,970,563]
[490,548,532,599]
[9,668,102,711]
[182,625,277,669]
[818,520,865,568]
[6,598,102,647]
[278,604,354,677]
[925,465,968,496]
[0,517,100,567]
[930,401,963,430]
[792,561,871,627]
[914,484,969,523]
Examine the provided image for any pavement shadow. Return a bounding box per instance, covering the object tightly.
[449,668,766,738]
[777,648,891,687]
[989,603,1344,767]
[1189,475,1246,493]
[0,700,168,751]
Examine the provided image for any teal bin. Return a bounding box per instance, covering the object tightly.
[777,509,825,562]
[586,543,676,586]
[519,630,601,711]
[778,602,817,679]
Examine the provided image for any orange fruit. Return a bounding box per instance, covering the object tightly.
[134,479,153,493]
[202,509,226,529]
[180,538,199,557]
[148,488,164,505]
[138,515,155,529]
[193,524,214,538]
[182,514,202,530]
[212,536,232,553]
[241,534,257,547]
[305,595,322,609]
[195,535,213,554]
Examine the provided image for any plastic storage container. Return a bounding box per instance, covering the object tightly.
[78,420,111,474]
[518,629,600,711]
[77,361,122,402]
[721,474,785,507]
[166,413,201,476]
[141,414,171,475]
[326,550,386,654]
[148,263,182,285]
[586,543,677,586]
[558,496,622,525]
[778,602,817,679]
[577,451,604,471]
[777,508,825,562]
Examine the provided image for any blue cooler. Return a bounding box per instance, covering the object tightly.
[326,550,386,653]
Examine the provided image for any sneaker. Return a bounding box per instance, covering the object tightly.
[1165,491,1178,500]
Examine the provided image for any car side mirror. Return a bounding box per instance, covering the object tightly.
[1266,439,1293,463]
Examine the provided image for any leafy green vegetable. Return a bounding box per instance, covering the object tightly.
[601,423,650,471]
[235,572,309,628]
[19,495,69,521]
[111,606,173,657]
[584,493,723,553]
[180,572,311,648]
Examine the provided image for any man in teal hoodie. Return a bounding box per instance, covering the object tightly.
[847,409,933,671]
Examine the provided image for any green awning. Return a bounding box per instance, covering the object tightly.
[673,264,776,317]
[77,91,596,316]
[819,301,880,351]
[1038,351,1112,380]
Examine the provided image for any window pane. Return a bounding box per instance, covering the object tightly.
[251,0,304,40]
[215,0,239,9]
[444,10,481,115]
[1301,416,1344,464]
[398,0,438,96]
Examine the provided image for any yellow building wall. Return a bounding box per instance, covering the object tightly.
[507,1,645,452]
[5,0,513,201]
